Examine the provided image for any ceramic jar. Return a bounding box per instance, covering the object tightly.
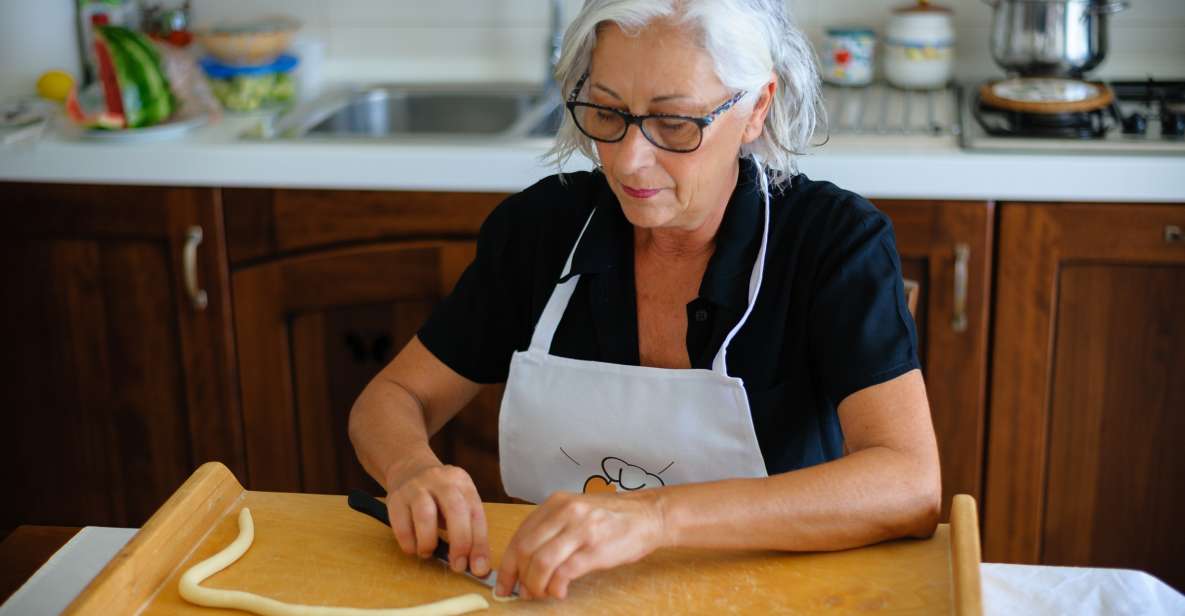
[884,0,955,89]
[821,27,876,86]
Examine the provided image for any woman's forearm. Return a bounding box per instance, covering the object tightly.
[642,445,941,552]
[348,378,442,490]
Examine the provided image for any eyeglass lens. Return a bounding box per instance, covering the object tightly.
[571,105,702,152]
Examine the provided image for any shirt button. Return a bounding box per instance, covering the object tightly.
[694,308,709,322]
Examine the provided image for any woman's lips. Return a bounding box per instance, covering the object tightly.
[622,184,661,199]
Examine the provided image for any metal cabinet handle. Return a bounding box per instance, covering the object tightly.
[1167,225,1183,244]
[951,243,969,332]
[184,226,209,311]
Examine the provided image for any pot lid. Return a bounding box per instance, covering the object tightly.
[894,0,951,14]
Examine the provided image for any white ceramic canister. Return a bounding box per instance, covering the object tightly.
[821,27,876,87]
[884,0,955,90]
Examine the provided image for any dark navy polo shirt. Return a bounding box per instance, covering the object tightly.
[418,157,920,474]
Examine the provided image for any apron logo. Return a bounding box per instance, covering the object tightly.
[579,455,671,494]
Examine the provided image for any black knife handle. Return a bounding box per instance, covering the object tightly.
[349,490,454,561]
[348,490,391,526]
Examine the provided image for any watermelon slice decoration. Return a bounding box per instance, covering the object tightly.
[66,25,176,130]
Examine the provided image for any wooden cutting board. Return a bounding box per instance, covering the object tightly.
[65,462,982,615]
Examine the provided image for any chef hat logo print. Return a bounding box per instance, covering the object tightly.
[578,455,671,494]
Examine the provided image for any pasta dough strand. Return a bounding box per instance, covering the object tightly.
[179,508,489,616]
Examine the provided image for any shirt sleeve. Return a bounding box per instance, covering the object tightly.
[417,196,524,384]
[808,206,920,408]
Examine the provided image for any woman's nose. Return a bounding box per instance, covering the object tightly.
[614,122,657,172]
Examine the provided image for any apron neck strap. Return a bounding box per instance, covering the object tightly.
[711,159,772,376]
[529,159,772,375]
[528,209,598,353]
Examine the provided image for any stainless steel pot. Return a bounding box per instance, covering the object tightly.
[983,0,1128,77]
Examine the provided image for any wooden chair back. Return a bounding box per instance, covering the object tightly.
[903,278,920,319]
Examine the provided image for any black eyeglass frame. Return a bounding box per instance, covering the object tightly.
[564,72,747,153]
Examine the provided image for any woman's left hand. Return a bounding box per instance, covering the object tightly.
[494,491,667,600]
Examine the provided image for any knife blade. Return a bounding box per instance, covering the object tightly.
[347,490,515,596]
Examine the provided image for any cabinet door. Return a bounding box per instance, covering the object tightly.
[874,200,995,521]
[0,183,243,528]
[232,241,507,497]
[987,203,1185,590]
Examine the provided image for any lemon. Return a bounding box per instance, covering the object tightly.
[37,70,75,103]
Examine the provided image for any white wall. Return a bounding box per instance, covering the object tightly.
[190,0,1185,83]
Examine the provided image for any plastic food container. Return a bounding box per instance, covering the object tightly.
[884,0,955,90]
[194,16,300,67]
[821,27,876,86]
[200,54,298,111]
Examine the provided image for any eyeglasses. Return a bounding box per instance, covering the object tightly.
[565,72,747,153]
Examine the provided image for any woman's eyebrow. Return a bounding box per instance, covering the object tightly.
[592,82,693,103]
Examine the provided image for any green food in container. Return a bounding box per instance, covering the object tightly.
[200,54,298,111]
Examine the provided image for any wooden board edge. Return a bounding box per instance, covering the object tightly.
[950,494,984,616]
[63,462,246,615]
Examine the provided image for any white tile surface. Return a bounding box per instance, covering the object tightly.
[191,0,328,28]
[185,0,1184,86]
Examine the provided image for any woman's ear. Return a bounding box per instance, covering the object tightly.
[741,73,777,144]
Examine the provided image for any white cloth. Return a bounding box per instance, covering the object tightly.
[498,164,774,504]
[0,527,137,616]
[982,563,1185,616]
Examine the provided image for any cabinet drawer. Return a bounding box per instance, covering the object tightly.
[223,188,506,265]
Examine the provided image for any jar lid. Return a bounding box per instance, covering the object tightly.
[894,0,951,14]
[200,53,298,78]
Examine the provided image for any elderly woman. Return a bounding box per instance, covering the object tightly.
[349,0,940,601]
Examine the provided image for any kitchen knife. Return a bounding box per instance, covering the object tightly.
[346,490,515,596]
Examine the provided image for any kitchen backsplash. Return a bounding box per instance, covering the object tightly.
[190,0,1184,83]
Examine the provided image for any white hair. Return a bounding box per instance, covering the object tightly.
[545,0,824,194]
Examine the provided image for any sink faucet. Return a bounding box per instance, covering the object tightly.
[546,0,565,92]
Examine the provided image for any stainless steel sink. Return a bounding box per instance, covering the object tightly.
[257,84,562,141]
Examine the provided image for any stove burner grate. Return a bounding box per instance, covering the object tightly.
[973,95,1116,139]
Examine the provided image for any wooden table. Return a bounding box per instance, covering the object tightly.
[7,462,984,614]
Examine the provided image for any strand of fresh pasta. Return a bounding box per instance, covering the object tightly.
[179,508,489,616]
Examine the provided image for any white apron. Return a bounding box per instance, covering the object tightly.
[499,165,772,504]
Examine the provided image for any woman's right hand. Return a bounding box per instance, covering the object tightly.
[383,457,492,578]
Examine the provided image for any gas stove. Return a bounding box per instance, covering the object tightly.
[961,78,1185,155]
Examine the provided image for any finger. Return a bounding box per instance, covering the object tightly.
[466,489,492,576]
[495,501,572,598]
[386,499,416,555]
[494,542,519,599]
[513,494,577,555]
[549,549,601,599]
[433,486,471,572]
[409,493,439,558]
[522,525,584,599]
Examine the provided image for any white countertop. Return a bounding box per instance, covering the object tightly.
[2,112,1184,202]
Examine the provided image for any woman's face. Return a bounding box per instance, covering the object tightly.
[586,20,770,233]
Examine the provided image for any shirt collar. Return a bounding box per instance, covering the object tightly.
[564,159,766,312]
[700,157,764,310]
[564,170,629,280]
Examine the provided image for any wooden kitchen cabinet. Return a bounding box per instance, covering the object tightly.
[874,201,995,522]
[986,203,1185,590]
[0,183,243,529]
[223,188,511,499]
